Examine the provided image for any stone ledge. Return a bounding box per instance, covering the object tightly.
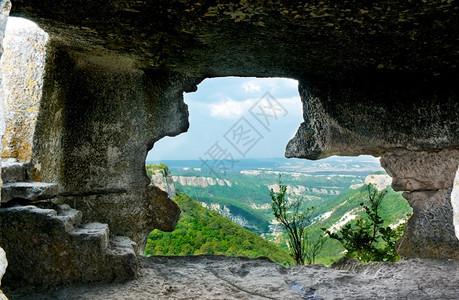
[1,182,58,204]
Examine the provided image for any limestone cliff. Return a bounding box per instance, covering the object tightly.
[364,173,392,191]
[200,202,255,230]
[150,169,176,198]
[173,176,232,187]
[268,184,340,196]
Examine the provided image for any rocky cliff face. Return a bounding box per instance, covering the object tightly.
[364,174,392,191]
[268,184,340,196]
[150,169,176,198]
[0,0,457,291]
[200,202,255,230]
[173,176,232,187]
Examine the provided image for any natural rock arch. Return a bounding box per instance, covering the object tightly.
[0,0,458,289]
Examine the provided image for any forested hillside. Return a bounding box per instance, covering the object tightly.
[275,185,412,265]
[144,193,294,266]
[145,159,412,265]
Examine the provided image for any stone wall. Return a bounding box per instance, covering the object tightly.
[33,49,184,251]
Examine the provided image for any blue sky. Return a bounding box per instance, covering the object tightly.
[147,77,303,161]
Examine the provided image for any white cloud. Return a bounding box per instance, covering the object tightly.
[207,96,302,120]
[242,81,261,93]
[208,98,253,119]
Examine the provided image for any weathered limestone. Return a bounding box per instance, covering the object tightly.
[0,1,11,298]
[150,169,176,198]
[0,154,140,288]
[1,182,58,204]
[381,149,459,259]
[0,204,138,288]
[5,256,459,299]
[0,17,48,162]
[0,248,6,300]
[35,50,184,251]
[286,79,459,159]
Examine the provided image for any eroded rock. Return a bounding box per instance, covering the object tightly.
[5,256,458,299]
[0,247,6,286]
[0,204,138,288]
[381,148,459,259]
[0,17,48,162]
[150,169,176,198]
[1,182,57,204]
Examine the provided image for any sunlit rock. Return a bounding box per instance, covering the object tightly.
[381,148,459,259]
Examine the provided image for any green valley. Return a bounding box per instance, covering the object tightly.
[145,157,413,265]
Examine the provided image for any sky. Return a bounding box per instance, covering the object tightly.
[147,77,303,161]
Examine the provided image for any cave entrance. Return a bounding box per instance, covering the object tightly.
[144,77,412,265]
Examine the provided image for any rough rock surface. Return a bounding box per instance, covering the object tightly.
[150,169,176,198]
[0,0,10,147]
[381,148,459,259]
[0,204,138,288]
[364,174,392,191]
[0,247,6,285]
[0,17,48,162]
[0,2,11,298]
[4,256,459,300]
[1,182,58,204]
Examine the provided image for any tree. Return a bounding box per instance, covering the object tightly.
[304,231,327,265]
[323,184,405,262]
[270,176,325,265]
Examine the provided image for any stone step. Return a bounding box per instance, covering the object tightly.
[0,161,28,183]
[0,204,138,288]
[109,236,137,256]
[70,222,109,252]
[1,182,58,204]
[55,204,83,232]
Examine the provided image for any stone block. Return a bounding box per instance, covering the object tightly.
[0,205,138,288]
[1,182,58,203]
[0,161,26,183]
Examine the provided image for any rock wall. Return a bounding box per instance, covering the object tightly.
[0,1,10,298]
[173,176,232,188]
[286,78,458,159]
[10,46,184,251]
[453,169,459,240]
[364,174,392,192]
[0,17,48,162]
[150,169,176,198]
[381,149,459,259]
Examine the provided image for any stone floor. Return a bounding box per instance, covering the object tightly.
[4,256,459,299]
